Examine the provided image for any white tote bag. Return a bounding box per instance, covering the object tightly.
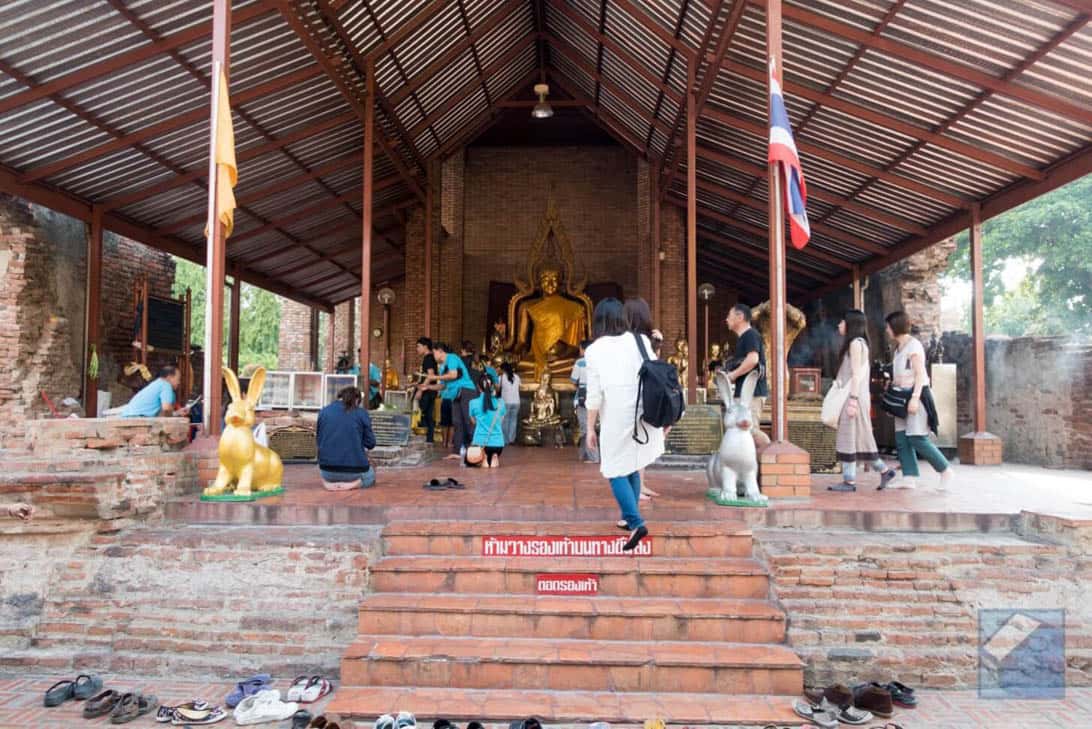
[820,379,851,429]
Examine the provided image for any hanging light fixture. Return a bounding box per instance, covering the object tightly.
[531,83,553,119]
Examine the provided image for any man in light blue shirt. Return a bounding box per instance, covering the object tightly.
[350,350,384,408]
[122,366,185,418]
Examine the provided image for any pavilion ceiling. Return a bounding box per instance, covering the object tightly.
[0,0,1089,309]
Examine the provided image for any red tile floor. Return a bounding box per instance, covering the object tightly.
[177,446,1092,526]
[2,675,1091,728]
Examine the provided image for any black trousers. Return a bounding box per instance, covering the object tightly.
[419,390,437,443]
[452,387,478,453]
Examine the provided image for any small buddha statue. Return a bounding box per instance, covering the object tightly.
[666,338,689,387]
[524,371,561,427]
[705,343,722,380]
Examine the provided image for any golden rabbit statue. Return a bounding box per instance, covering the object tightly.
[203,367,284,497]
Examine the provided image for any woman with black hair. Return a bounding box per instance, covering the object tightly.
[832,309,896,492]
[498,362,522,445]
[584,297,664,551]
[467,373,506,468]
[316,386,378,489]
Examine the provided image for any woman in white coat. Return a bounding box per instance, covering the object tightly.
[585,298,665,552]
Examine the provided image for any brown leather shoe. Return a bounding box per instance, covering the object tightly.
[804,683,853,708]
[853,683,894,717]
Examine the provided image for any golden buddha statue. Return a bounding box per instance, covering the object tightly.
[513,268,588,381]
[752,301,807,383]
[502,198,592,383]
[666,338,689,388]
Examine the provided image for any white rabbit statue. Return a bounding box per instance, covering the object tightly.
[706,369,766,504]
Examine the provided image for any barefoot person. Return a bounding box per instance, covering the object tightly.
[4,502,33,521]
[585,298,664,552]
[316,386,378,489]
[423,342,477,460]
[467,374,506,468]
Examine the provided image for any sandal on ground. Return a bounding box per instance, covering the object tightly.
[828,481,857,492]
[310,716,331,729]
[233,689,298,725]
[225,674,272,708]
[172,705,227,725]
[827,699,872,725]
[291,709,313,729]
[423,479,446,491]
[83,690,122,718]
[110,692,158,724]
[792,700,838,729]
[395,711,417,729]
[373,714,395,729]
[445,477,466,490]
[43,679,76,707]
[73,674,103,700]
[467,723,485,729]
[299,676,332,703]
[286,676,310,702]
[884,681,917,707]
[156,699,210,722]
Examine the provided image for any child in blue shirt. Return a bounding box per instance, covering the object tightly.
[467,374,506,468]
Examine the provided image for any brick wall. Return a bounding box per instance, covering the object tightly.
[277,300,315,370]
[943,334,1092,469]
[0,195,175,443]
[760,529,1091,689]
[460,146,639,348]
[437,152,465,346]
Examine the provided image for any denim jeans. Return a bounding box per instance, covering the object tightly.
[609,471,644,529]
[320,468,376,488]
[895,431,949,478]
[502,405,520,445]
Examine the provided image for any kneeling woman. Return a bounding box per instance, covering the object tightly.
[467,374,506,468]
[316,387,378,489]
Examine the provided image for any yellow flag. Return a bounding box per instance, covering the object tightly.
[213,67,237,238]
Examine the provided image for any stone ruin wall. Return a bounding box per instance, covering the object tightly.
[0,194,176,446]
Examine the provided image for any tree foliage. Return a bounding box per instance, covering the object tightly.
[945,175,1091,338]
[172,258,282,371]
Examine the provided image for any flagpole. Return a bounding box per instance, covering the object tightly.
[204,0,231,436]
[767,0,786,444]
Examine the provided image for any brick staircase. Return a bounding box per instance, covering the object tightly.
[327,519,804,725]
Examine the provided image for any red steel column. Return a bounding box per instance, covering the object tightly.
[85,204,103,417]
[969,203,987,432]
[360,61,374,376]
[686,60,698,403]
[424,166,433,337]
[204,0,231,435]
[767,0,787,442]
[228,273,241,373]
[652,163,662,325]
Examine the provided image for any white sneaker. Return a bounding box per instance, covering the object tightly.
[232,689,298,725]
[888,477,918,490]
[940,466,956,487]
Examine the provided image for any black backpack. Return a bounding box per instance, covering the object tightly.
[632,332,685,443]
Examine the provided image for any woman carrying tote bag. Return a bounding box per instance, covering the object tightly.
[831,310,896,492]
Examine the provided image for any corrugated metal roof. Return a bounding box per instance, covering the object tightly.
[0,0,1089,306]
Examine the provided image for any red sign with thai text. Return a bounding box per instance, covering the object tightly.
[481,535,653,557]
[536,573,600,595]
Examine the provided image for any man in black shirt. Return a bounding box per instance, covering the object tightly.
[724,303,771,448]
[414,336,440,443]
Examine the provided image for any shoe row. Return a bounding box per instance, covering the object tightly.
[44,674,158,724]
[794,680,917,727]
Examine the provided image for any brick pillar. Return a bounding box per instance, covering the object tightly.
[758,441,811,497]
[403,204,427,342]
[438,151,465,346]
[658,202,686,343]
[277,299,314,370]
[636,160,652,302]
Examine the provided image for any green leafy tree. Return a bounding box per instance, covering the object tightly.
[171,257,282,370]
[945,175,1091,337]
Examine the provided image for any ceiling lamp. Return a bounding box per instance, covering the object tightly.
[531,83,553,119]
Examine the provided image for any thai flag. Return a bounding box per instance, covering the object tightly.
[767,58,810,250]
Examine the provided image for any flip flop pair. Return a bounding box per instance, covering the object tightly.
[422,477,465,490]
[286,675,333,703]
[44,674,102,706]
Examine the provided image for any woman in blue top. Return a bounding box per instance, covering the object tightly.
[423,342,478,458]
[467,374,506,468]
